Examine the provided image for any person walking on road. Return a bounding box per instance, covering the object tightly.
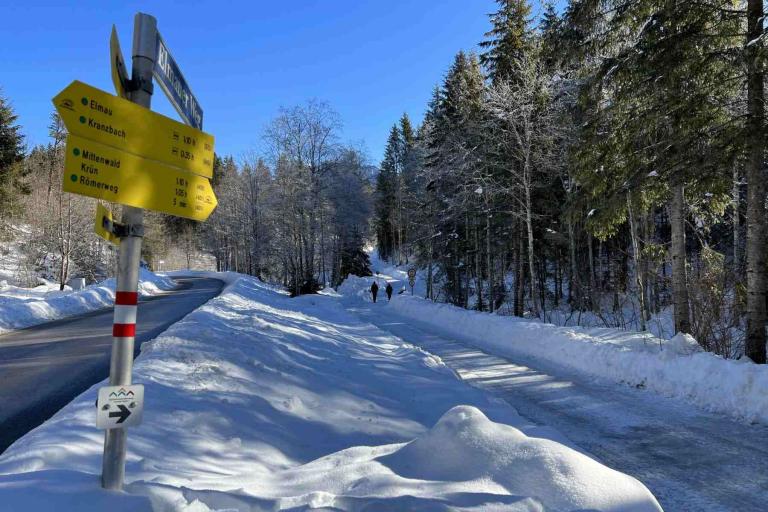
[385,282,393,301]
[371,281,379,303]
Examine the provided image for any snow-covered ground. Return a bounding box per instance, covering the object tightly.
[0,269,177,335]
[0,272,660,511]
[348,259,768,425]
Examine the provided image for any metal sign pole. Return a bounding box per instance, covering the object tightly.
[101,12,156,491]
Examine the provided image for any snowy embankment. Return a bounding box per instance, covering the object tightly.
[0,269,177,335]
[0,273,660,511]
[343,273,768,425]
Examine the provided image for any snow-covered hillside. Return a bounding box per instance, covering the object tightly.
[0,272,660,511]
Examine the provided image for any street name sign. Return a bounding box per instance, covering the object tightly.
[154,33,203,129]
[53,81,214,178]
[64,134,218,221]
[110,26,129,99]
[94,203,120,245]
[96,384,144,429]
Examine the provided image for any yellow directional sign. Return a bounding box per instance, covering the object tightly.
[64,134,217,221]
[94,203,120,245]
[53,81,214,178]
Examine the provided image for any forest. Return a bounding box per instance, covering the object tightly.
[1,0,767,364]
[373,0,768,363]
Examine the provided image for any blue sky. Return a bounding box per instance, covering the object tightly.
[0,1,564,165]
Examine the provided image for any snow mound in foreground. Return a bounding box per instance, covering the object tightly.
[147,405,660,511]
[383,405,658,512]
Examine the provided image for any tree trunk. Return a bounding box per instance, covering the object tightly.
[474,221,483,311]
[427,257,434,301]
[486,212,494,313]
[641,211,653,317]
[525,183,537,316]
[733,165,743,278]
[745,0,767,363]
[514,225,525,317]
[320,206,327,287]
[568,219,578,307]
[669,183,691,334]
[588,234,596,311]
[464,215,471,310]
[627,192,647,331]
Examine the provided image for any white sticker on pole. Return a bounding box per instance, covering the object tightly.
[96,385,144,429]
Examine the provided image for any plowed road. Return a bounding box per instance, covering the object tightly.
[0,277,222,453]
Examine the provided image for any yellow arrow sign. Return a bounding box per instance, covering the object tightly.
[53,81,214,178]
[64,134,217,221]
[94,203,120,245]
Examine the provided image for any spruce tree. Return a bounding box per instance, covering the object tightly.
[397,113,418,263]
[574,0,738,336]
[400,113,415,148]
[479,0,533,84]
[539,1,561,71]
[423,51,486,306]
[374,126,400,260]
[339,229,373,281]
[0,90,27,222]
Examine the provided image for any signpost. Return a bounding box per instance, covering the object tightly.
[154,33,204,129]
[96,385,144,429]
[408,268,416,295]
[54,80,214,178]
[64,134,217,220]
[52,12,216,491]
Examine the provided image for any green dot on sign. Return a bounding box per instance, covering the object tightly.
[81,97,88,105]
[79,116,86,124]
[73,148,80,156]
[70,174,78,182]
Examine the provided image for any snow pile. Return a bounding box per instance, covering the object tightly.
[384,406,657,511]
[0,273,660,511]
[664,332,703,356]
[0,268,177,335]
[337,274,378,302]
[367,287,768,424]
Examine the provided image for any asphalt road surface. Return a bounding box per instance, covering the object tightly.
[348,300,768,512]
[0,276,223,454]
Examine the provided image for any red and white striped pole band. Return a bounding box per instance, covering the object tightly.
[112,291,138,338]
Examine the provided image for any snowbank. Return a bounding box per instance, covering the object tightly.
[376,289,768,424]
[0,268,177,335]
[367,248,424,296]
[383,406,657,511]
[0,273,660,511]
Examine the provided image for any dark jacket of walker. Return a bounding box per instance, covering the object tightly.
[370,282,379,302]
[385,283,393,300]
